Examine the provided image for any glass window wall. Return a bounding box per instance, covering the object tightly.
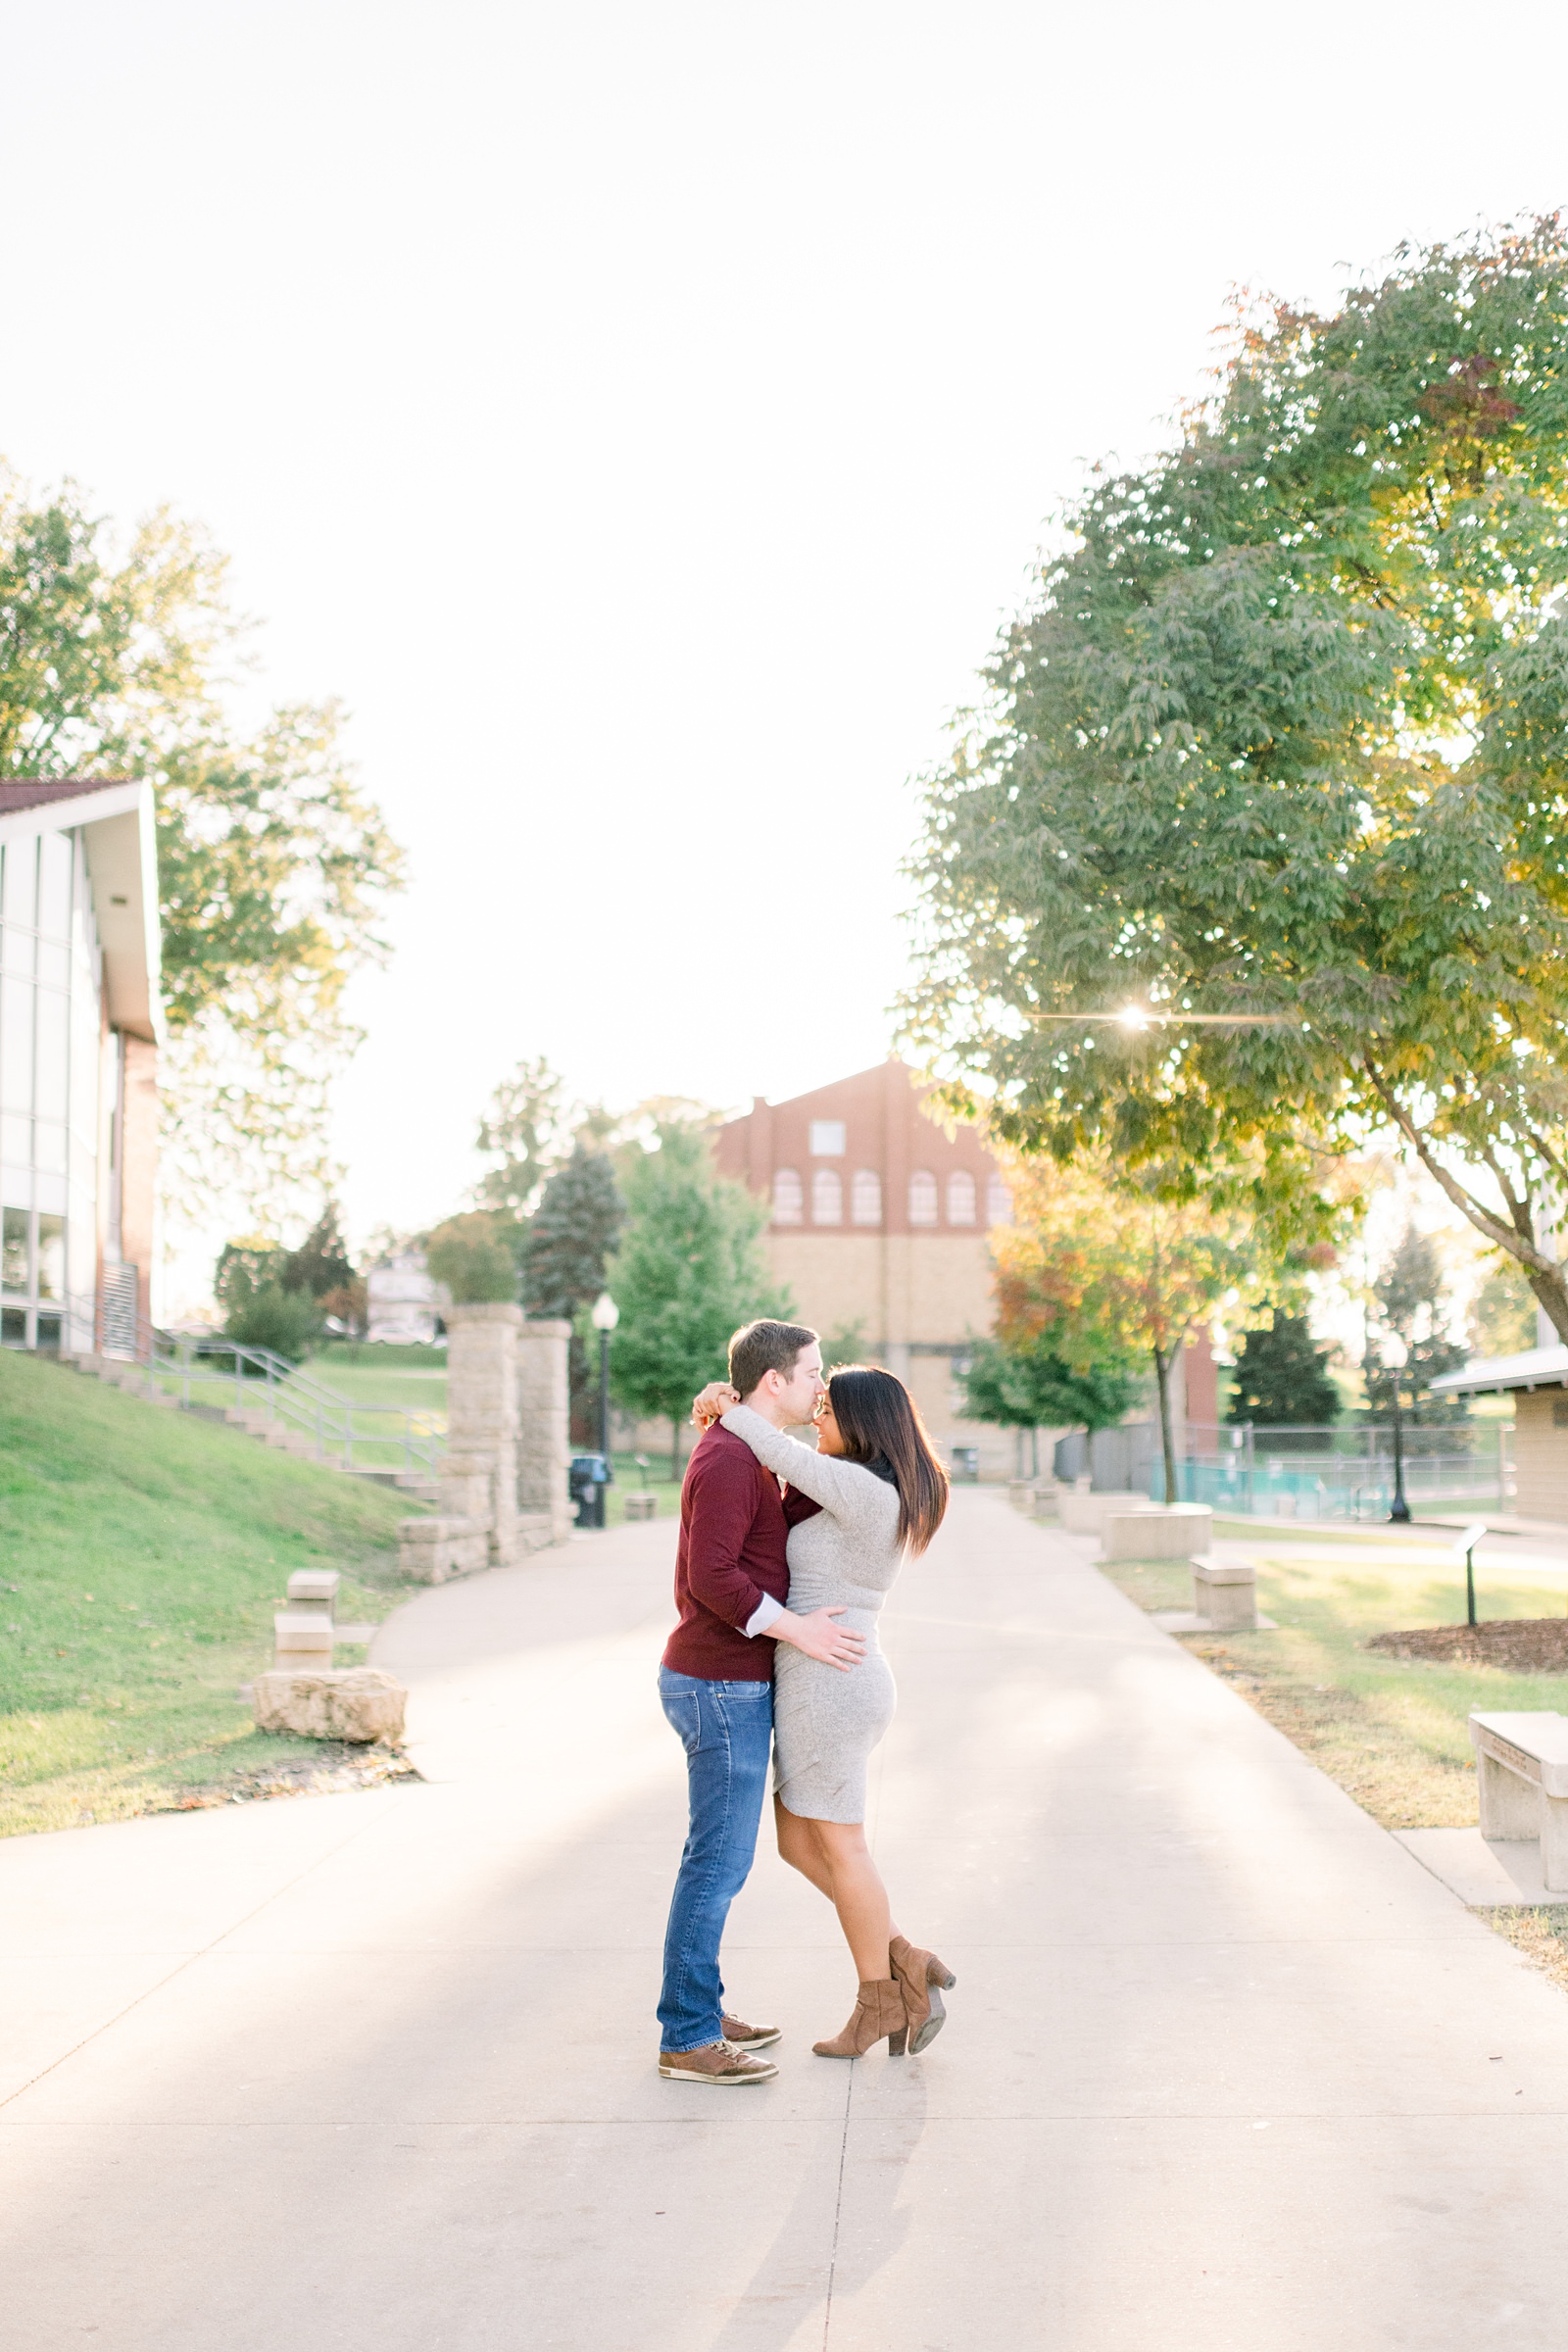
[0,829,102,1349]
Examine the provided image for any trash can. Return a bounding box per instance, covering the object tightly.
[568,1451,613,1529]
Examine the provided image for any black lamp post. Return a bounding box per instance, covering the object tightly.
[591,1290,619,1461]
[1384,1334,1411,1524]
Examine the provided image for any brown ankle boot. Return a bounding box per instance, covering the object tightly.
[889,1935,957,2054]
[812,1978,908,2059]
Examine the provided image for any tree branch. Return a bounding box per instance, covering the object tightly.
[1362,1057,1559,1276]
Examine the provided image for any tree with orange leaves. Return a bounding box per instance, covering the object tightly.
[994,1158,1272,1504]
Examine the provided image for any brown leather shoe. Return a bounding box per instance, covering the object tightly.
[812,1978,908,2059]
[659,2041,778,2084]
[889,1935,957,2055]
[721,2013,782,2051]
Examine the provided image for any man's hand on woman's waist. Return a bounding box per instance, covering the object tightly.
[768,1605,864,1672]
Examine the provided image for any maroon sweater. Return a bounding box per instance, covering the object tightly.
[662,1422,817,1681]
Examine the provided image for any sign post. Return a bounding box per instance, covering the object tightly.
[1451,1521,1488,1628]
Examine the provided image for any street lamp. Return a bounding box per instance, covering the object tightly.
[591,1292,619,1462]
[1381,1331,1411,1524]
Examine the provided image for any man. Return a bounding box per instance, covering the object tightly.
[657,1318,864,2083]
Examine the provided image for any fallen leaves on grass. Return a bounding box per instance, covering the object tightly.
[1190,1642,1479,1830]
[152,1741,418,1811]
[1368,1619,1568,1672]
[1490,1906,1568,1994]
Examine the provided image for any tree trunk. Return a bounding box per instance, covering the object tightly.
[670,1418,682,1483]
[1153,1345,1179,1506]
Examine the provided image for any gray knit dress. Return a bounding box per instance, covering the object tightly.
[719,1404,905,1825]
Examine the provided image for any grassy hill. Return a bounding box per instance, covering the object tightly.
[0,1349,425,1836]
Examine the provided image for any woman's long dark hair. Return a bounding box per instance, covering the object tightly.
[826,1365,949,1555]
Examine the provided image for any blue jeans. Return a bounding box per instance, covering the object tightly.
[657,1667,774,2053]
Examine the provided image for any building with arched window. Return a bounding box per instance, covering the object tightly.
[714,1057,1215,1480]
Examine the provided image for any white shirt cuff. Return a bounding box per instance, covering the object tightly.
[744,1592,785,1638]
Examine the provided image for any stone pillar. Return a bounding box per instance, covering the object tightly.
[517,1318,572,1545]
[443,1302,522,1567]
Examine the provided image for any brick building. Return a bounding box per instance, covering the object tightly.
[712,1060,1018,1475]
[713,1057,1216,1483]
[0,779,162,1355]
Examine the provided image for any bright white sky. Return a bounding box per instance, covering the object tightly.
[6,1,1568,1280]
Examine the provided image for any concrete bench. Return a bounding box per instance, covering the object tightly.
[623,1493,658,1522]
[1190,1553,1260,1632]
[1469,1712,1568,1891]
[1100,1505,1213,1563]
[1006,1480,1038,1513]
[1059,1490,1152,1536]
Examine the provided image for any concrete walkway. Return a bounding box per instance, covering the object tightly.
[4,1489,1568,2347]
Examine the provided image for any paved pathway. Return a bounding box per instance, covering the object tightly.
[4,1489,1568,2347]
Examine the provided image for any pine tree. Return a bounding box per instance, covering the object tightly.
[280,1201,356,1299]
[1364,1228,1469,1424]
[521,1146,627,1439]
[1226,1314,1341,1428]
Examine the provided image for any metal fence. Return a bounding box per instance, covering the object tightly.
[1055,1418,1514,1522]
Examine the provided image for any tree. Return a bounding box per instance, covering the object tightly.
[279,1201,356,1300]
[1227,1314,1341,1428]
[993,1158,1267,1502]
[1364,1227,1468,1424]
[607,1121,791,1476]
[0,466,404,1230]
[903,218,1568,1338]
[957,1334,1141,1453]
[474,1057,571,1238]
[1471,1258,1537,1357]
[425,1212,517,1305]
[521,1144,627,1438]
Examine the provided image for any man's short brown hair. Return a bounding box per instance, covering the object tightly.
[728,1319,818,1399]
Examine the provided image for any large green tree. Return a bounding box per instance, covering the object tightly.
[607,1121,791,1476]
[904,218,1568,1336]
[0,466,403,1227]
[957,1335,1140,1453]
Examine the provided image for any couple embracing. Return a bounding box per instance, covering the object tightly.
[656,1318,955,2083]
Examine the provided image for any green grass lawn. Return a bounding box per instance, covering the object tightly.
[305,1343,448,1416]
[0,1350,428,1836]
[1100,1529,1568,1831]
[601,1450,682,1530]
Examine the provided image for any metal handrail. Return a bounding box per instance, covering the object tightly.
[77,1296,444,1478]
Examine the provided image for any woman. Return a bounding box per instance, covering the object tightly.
[692,1362,956,2059]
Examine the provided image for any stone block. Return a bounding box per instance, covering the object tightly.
[438,1449,495,1521]
[624,1493,658,1522]
[517,1318,572,1544]
[1101,1504,1213,1563]
[273,1611,333,1664]
[1006,1481,1038,1513]
[1191,1551,1257,1631]
[1059,1490,1152,1536]
[253,1667,407,1743]
[398,1514,489,1584]
[287,1570,339,1618]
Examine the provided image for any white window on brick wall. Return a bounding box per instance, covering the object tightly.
[851,1169,882,1226]
[947,1170,977,1226]
[987,1175,1013,1227]
[812,1167,843,1224]
[809,1118,846,1156]
[773,1167,804,1225]
[908,1169,938,1227]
